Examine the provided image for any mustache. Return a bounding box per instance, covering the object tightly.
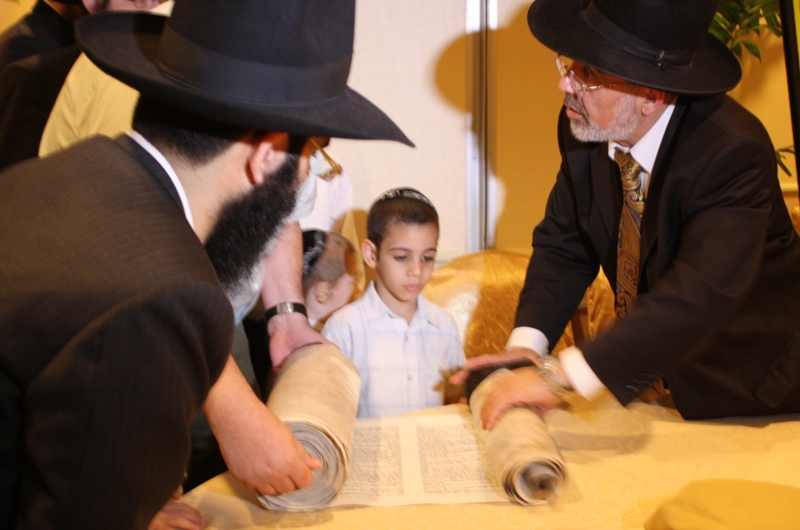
[564,93,589,119]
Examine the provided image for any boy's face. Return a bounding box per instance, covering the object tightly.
[363,222,438,315]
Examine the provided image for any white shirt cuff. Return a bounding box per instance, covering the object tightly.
[505,327,549,359]
[559,346,606,399]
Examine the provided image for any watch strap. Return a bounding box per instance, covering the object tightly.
[264,302,307,323]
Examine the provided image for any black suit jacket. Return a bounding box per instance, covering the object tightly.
[517,94,800,419]
[0,0,75,71]
[0,43,81,170]
[0,136,233,529]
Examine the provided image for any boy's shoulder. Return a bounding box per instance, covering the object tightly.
[419,295,459,331]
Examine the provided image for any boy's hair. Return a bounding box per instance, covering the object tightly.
[301,230,357,295]
[367,187,439,249]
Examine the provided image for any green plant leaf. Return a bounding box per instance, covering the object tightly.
[711,0,783,61]
[777,146,796,177]
[742,40,762,61]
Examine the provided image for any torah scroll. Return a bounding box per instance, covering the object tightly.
[468,368,567,505]
[257,344,360,511]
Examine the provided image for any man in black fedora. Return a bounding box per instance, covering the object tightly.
[458,0,800,427]
[0,0,411,528]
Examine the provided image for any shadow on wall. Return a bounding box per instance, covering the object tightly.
[433,2,567,253]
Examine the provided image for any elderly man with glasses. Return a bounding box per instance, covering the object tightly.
[456,0,800,425]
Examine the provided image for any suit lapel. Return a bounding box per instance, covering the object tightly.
[591,142,620,242]
[640,98,689,273]
[115,135,184,214]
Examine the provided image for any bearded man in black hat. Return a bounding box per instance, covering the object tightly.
[458,0,800,428]
[0,0,411,528]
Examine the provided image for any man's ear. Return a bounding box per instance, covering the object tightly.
[314,281,332,304]
[640,88,672,117]
[247,131,289,186]
[361,239,378,268]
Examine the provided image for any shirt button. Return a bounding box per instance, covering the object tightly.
[407,374,413,380]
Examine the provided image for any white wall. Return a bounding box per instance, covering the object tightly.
[333,0,473,262]
[335,0,565,259]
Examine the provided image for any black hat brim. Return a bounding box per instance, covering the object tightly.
[75,12,413,146]
[528,0,741,96]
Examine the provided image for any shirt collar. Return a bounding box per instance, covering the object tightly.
[608,102,675,175]
[128,131,194,229]
[362,281,440,329]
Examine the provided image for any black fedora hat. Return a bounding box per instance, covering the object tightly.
[528,0,741,96]
[74,0,412,145]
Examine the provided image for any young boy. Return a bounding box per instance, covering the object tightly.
[322,187,466,418]
[301,229,358,331]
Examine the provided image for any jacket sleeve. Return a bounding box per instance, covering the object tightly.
[585,128,777,405]
[515,108,601,347]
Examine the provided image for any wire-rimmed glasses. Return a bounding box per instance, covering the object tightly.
[310,138,343,181]
[555,55,625,98]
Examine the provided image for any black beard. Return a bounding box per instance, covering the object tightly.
[204,154,299,293]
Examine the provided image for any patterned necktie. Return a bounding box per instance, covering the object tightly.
[614,148,644,319]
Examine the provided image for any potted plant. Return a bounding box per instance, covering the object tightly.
[710,0,795,175]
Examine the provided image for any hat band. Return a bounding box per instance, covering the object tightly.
[583,2,694,70]
[156,25,352,104]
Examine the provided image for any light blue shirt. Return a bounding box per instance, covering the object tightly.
[322,282,466,418]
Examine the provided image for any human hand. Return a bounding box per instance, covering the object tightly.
[479,366,565,430]
[148,496,205,530]
[267,311,332,369]
[448,347,541,386]
[216,392,322,495]
[205,357,322,496]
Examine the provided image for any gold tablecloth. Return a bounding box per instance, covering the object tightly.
[182,395,800,530]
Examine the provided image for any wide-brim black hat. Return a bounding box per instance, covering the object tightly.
[74,0,412,145]
[528,0,741,96]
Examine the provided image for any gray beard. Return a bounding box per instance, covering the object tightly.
[566,92,640,143]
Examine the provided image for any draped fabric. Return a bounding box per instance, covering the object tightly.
[421,250,616,358]
[614,149,644,319]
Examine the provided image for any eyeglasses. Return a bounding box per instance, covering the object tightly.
[555,55,625,98]
[310,138,342,181]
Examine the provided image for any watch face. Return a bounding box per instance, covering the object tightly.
[265,302,307,324]
[463,358,535,401]
[277,302,296,313]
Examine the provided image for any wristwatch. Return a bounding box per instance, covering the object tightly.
[264,302,307,323]
[538,355,569,398]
